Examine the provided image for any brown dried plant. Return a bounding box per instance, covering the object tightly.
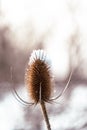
[13,49,73,130]
[25,50,52,130]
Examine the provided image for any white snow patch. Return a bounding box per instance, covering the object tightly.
[0,93,25,130]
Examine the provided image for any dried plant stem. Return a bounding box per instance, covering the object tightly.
[40,101,51,130]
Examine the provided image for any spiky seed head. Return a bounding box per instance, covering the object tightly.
[25,49,52,104]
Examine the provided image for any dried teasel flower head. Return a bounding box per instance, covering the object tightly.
[25,49,52,104]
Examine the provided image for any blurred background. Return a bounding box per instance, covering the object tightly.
[0,0,87,130]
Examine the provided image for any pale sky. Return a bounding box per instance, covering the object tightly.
[1,0,87,80]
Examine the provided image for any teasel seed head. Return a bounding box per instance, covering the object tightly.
[25,50,52,104]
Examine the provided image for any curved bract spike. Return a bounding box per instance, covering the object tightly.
[49,69,73,101]
[10,66,34,106]
[12,87,34,106]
